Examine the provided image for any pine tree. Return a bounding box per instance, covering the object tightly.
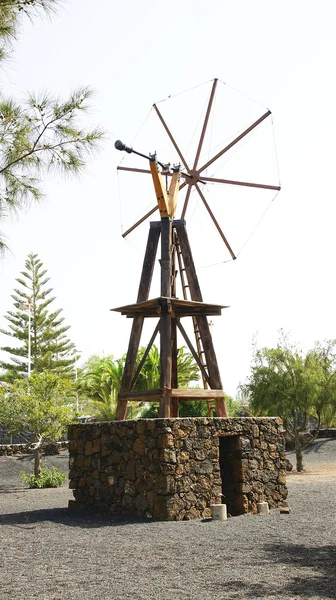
[0,0,104,252]
[0,252,76,380]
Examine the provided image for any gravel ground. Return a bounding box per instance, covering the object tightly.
[0,439,335,600]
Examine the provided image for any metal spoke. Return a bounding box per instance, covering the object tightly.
[153,103,190,172]
[201,176,281,191]
[193,78,218,170]
[195,184,236,259]
[198,110,271,174]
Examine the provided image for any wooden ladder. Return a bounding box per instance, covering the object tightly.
[175,231,215,416]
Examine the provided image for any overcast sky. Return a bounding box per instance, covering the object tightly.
[0,0,335,397]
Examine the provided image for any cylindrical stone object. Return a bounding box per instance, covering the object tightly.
[257,501,269,515]
[211,504,227,520]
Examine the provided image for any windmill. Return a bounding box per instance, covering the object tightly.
[113,78,280,420]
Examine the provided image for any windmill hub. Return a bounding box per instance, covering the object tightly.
[187,170,200,185]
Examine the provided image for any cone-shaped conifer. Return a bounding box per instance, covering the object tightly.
[0,252,76,380]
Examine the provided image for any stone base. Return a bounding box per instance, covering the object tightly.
[68,417,288,521]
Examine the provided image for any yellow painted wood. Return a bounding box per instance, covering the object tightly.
[149,161,169,216]
[167,171,180,218]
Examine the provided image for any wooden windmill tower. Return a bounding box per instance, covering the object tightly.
[113,78,280,420]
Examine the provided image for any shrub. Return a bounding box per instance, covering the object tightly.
[21,466,67,489]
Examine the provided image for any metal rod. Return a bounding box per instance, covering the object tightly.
[198,110,271,174]
[195,183,236,259]
[193,78,218,170]
[201,176,281,191]
[153,103,190,171]
[122,205,158,238]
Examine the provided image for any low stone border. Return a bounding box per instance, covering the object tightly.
[0,441,69,456]
[313,428,336,439]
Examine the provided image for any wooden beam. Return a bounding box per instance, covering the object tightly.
[193,78,218,170]
[117,166,151,175]
[116,224,161,420]
[130,321,160,390]
[170,388,225,398]
[150,160,169,216]
[137,222,161,302]
[159,217,173,417]
[195,183,236,260]
[118,388,226,401]
[199,110,272,174]
[122,205,158,238]
[118,389,163,402]
[153,103,190,172]
[167,170,180,218]
[201,176,281,191]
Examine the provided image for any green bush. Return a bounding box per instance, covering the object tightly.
[21,466,67,489]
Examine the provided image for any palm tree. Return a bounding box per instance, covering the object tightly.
[78,355,124,421]
[79,346,200,421]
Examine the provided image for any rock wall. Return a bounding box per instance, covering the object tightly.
[68,417,288,521]
[0,441,68,456]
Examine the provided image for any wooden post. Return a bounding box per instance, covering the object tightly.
[116,222,161,420]
[170,243,179,417]
[159,217,172,417]
[170,319,179,417]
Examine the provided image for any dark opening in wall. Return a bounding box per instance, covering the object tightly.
[219,435,246,516]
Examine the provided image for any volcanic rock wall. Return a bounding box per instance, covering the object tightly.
[68,417,288,520]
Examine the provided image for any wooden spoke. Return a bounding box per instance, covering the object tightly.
[195,184,236,260]
[117,166,151,175]
[153,103,190,172]
[181,185,192,220]
[193,78,218,170]
[201,176,281,191]
[122,205,158,238]
[198,110,271,174]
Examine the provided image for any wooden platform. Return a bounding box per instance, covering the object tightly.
[112,297,228,318]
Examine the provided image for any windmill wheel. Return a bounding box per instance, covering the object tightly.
[116,78,281,262]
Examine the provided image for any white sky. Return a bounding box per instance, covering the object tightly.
[0,0,335,398]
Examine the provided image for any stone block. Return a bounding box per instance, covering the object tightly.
[85,440,93,456]
[160,433,174,448]
[166,495,185,520]
[278,470,286,485]
[160,449,177,463]
[135,492,149,513]
[92,438,101,453]
[234,494,249,513]
[133,438,146,455]
[155,474,176,495]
